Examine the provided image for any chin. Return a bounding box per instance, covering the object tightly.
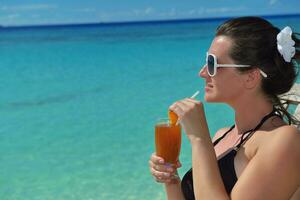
[204,93,222,103]
[204,95,215,102]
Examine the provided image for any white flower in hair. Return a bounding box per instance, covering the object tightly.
[277,26,296,62]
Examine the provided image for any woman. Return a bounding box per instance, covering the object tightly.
[149,16,300,199]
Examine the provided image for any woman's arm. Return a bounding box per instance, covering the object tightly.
[171,99,229,199]
[171,98,300,200]
[165,181,185,200]
[190,136,228,200]
[230,125,300,200]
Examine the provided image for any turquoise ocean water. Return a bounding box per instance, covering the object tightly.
[0,15,300,200]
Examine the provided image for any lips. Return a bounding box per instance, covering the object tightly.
[206,82,213,88]
[204,82,213,92]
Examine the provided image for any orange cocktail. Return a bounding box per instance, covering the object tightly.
[155,114,181,164]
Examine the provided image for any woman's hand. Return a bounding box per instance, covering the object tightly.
[169,98,209,141]
[149,153,181,184]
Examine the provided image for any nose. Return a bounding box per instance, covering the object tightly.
[199,65,208,78]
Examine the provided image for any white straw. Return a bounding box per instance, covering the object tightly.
[190,90,200,99]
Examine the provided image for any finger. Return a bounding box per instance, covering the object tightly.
[169,99,190,111]
[176,99,191,109]
[149,160,155,169]
[151,165,175,177]
[150,167,171,180]
[178,101,194,111]
[155,176,173,183]
[174,100,195,122]
[151,153,164,165]
[185,98,198,103]
[170,101,189,125]
[160,164,176,172]
[161,173,181,184]
[180,99,204,113]
[171,101,188,116]
[149,161,159,171]
[172,105,184,118]
[149,161,175,173]
[185,98,203,106]
[155,177,166,183]
[176,160,182,168]
[150,166,180,185]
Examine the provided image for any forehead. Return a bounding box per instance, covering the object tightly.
[208,36,233,62]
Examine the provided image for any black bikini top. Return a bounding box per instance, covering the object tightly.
[181,108,282,200]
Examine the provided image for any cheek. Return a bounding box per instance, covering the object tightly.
[215,69,244,89]
[209,75,244,101]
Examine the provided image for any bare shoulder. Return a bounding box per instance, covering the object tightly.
[270,125,300,149]
[263,125,300,172]
[273,124,300,134]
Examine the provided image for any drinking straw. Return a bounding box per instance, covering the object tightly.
[190,90,200,99]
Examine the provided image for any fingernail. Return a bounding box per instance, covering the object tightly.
[165,163,173,168]
[159,160,164,164]
[164,173,170,177]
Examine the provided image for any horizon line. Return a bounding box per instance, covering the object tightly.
[1,13,300,29]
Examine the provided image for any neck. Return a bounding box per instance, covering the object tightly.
[229,94,273,135]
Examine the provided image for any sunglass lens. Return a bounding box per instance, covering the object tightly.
[207,55,215,76]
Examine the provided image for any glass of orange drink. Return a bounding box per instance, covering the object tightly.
[155,111,181,166]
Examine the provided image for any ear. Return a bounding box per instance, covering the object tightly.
[243,68,261,89]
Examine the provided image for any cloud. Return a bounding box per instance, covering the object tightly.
[0,13,21,25]
[205,6,245,14]
[8,14,20,19]
[0,13,20,20]
[71,8,96,13]
[156,7,245,18]
[157,8,177,17]
[30,14,40,19]
[133,7,154,16]
[187,9,196,15]
[182,8,205,16]
[100,6,244,21]
[0,4,58,25]
[168,8,177,16]
[0,4,57,12]
[269,0,278,5]
[96,6,155,21]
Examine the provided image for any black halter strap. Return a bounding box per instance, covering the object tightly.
[213,125,235,146]
[235,107,281,150]
[213,107,282,149]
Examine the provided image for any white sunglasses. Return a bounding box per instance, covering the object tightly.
[206,53,268,78]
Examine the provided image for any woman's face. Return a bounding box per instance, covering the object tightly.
[199,36,246,104]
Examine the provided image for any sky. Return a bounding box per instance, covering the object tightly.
[0,0,300,26]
